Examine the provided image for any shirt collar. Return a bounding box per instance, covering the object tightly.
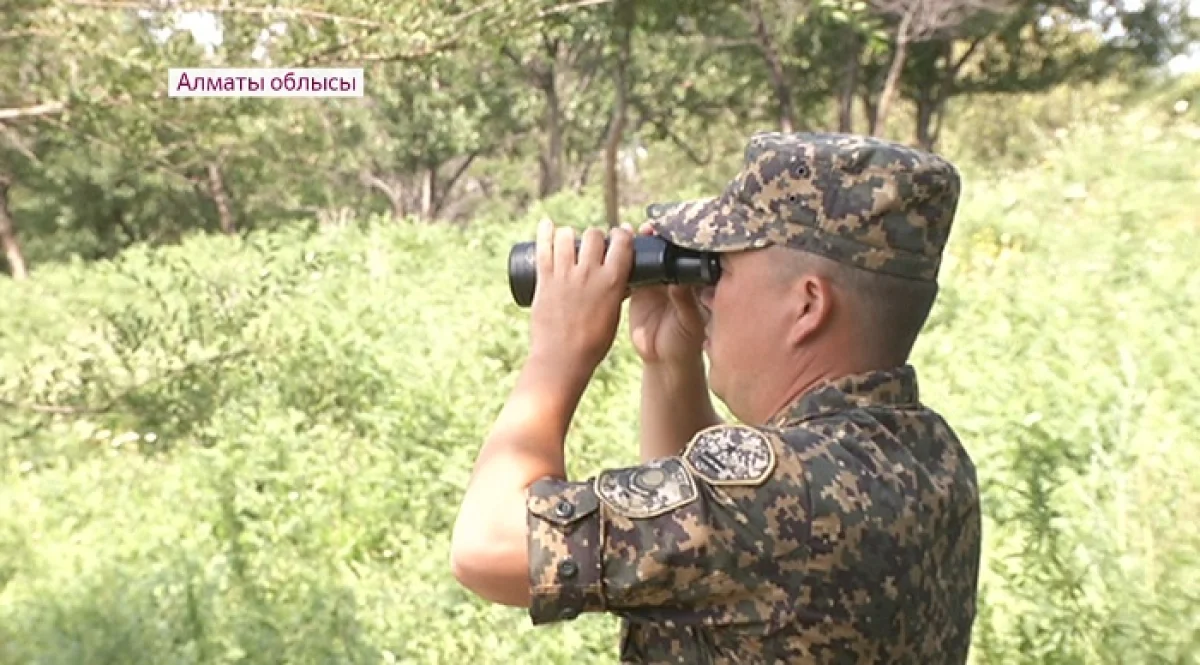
[764,364,921,428]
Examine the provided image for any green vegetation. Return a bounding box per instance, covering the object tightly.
[2,82,1198,663]
[3,0,1198,661]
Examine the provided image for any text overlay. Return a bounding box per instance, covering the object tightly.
[168,68,364,98]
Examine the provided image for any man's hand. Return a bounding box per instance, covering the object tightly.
[628,222,723,461]
[627,222,708,365]
[529,219,634,371]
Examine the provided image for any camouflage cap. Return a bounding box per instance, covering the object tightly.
[645,132,961,282]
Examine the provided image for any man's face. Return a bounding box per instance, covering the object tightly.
[694,248,801,422]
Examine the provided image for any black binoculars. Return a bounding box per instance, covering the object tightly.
[507,234,722,307]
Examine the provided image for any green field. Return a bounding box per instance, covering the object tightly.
[2,95,1199,663]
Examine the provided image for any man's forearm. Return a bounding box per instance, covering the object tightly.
[639,354,723,461]
[450,353,593,607]
[468,353,591,482]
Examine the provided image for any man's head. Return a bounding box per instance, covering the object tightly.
[646,131,960,423]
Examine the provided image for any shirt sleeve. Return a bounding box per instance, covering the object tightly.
[524,424,811,628]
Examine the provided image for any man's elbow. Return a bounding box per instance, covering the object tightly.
[449,530,531,608]
[448,536,489,593]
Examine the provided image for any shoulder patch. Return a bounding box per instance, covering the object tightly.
[683,425,777,486]
[594,458,698,519]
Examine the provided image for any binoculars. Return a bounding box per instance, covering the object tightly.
[507,234,722,307]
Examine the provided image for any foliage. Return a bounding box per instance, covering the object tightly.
[2,92,1199,663]
[3,0,1192,275]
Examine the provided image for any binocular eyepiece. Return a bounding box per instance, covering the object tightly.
[507,234,721,307]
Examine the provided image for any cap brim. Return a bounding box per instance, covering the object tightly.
[644,197,760,253]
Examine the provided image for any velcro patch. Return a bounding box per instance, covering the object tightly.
[594,458,698,519]
[683,425,777,486]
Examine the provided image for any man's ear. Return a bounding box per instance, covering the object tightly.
[786,273,835,346]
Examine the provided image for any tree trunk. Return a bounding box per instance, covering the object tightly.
[501,38,572,200]
[206,162,236,234]
[431,153,477,219]
[915,94,936,150]
[929,99,947,150]
[747,0,797,133]
[539,82,565,198]
[873,9,913,137]
[861,90,879,135]
[604,0,635,229]
[913,38,979,151]
[419,167,436,221]
[360,170,406,220]
[917,83,953,151]
[839,31,861,133]
[0,174,29,279]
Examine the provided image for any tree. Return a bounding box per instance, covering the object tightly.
[895,0,1197,150]
[603,0,635,227]
[867,0,1014,136]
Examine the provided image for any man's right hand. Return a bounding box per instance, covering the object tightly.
[627,222,709,366]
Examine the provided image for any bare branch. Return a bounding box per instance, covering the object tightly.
[747,0,798,133]
[500,44,547,85]
[0,124,42,164]
[869,0,1014,42]
[951,32,989,76]
[538,0,615,17]
[432,152,479,218]
[62,0,383,27]
[629,95,711,165]
[673,35,758,49]
[292,28,383,67]
[356,37,463,63]
[364,0,616,65]
[359,169,401,199]
[0,102,65,121]
[281,0,618,67]
[297,0,507,66]
[866,0,1014,136]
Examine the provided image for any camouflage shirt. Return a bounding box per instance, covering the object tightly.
[525,364,982,664]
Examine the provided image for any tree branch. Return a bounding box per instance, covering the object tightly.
[870,0,1014,42]
[280,0,614,66]
[0,102,65,121]
[951,32,989,76]
[629,94,711,165]
[500,44,548,85]
[746,0,798,133]
[356,37,463,63]
[539,0,615,17]
[0,124,42,164]
[62,0,383,27]
[301,1,508,66]
[38,115,197,188]
[432,152,479,218]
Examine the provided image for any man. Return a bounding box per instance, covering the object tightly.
[450,131,982,664]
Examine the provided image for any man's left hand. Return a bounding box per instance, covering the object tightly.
[528,219,634,371]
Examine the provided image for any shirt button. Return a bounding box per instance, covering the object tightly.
[554,500,574,519]
[558,559,578,579]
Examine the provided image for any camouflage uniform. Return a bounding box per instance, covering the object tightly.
[525,132,981,664]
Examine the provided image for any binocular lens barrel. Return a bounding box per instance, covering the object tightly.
[507,234,721,307]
